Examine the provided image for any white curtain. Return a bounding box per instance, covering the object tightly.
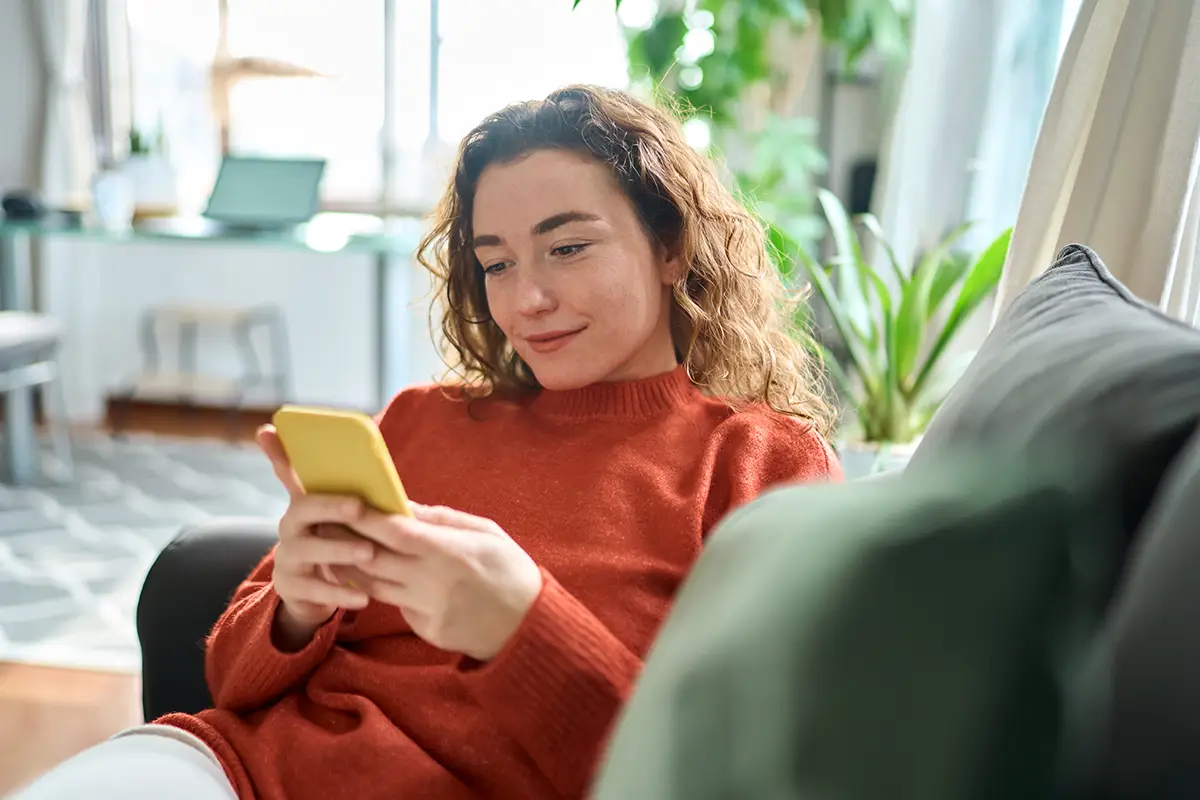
[869,0,1062,268]
[994,0,1200,322]
[33,0,95,207]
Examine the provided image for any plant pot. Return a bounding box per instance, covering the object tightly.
[121,154,180,218]
[836,438,921,480]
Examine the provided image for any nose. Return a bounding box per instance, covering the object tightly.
[515,266,557,317]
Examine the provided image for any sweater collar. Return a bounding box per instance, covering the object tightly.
[530,365,697,419]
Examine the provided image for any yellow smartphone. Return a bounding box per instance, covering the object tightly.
[271,404,413,516]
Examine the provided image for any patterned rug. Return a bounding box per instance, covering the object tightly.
[0,434,287,673]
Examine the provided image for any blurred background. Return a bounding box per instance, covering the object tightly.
[0,0,1091,791]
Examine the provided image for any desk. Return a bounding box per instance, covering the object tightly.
[0,213,422,485]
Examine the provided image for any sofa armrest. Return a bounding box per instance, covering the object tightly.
[136,517,277,720]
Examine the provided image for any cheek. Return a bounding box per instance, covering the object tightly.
[483,281,514,334]
[585,265,662,328]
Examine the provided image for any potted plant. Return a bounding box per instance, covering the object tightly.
[121,122,180,219]
[775,189,1012,478]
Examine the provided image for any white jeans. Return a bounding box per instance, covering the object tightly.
[12,724,238,799]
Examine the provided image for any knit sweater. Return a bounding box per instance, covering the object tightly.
[157,367,841,799]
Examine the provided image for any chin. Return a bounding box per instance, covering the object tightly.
[522,350,614,391]
[528,362,605,391]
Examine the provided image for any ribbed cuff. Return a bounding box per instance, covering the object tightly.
[209,585,343,710]
[456,569,641,792]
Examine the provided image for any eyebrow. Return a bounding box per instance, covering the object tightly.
[473,211,602,248]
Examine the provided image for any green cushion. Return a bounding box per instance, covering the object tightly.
[592,450,1121,800]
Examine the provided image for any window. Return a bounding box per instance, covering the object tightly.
[123,0,628,213]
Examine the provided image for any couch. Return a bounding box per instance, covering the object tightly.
[138,245,1200,798]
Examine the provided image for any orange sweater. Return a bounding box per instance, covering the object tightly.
[158,367,841,799]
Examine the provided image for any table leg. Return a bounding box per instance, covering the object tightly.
[0,234,38,485]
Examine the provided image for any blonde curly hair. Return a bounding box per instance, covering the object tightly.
[417,84,835,437]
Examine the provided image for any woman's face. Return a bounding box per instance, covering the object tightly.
[471,149,680,390]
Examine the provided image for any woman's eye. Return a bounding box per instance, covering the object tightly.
[482,261,509,276]
[552,243,588,258]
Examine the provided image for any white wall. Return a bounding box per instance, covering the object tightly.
[0,2,443,424]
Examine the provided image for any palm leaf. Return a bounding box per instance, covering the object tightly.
[911,227,1012,395]
[791,242,880,393]
[891,222,973,389]
[858,213,906,285]
[817,188,874,340]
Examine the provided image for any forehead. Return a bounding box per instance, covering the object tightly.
[472,150,626,233]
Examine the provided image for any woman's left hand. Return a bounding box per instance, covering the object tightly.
[343,504,544,661]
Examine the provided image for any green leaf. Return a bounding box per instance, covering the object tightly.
[890,273,925,388]
[885,222,972,388]
[858,213,906,285]
[927,252,971,314]
[911,227,1012,396]
[789,236,880,394]
[817,188,873,339]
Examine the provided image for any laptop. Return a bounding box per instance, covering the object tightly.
[137,155,327,237]
[203,155,326,232]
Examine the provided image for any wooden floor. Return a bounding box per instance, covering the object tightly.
[0,663,142,794]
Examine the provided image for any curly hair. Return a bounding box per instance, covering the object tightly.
[416,84,835,436]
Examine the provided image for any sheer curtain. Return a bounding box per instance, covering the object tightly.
[33,0,96,207]
[870,0,1063,268]
[994,0,1200,322]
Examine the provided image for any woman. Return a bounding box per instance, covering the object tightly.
[17,85,840,799]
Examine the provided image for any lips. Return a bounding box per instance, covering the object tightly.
[523,327,585,354]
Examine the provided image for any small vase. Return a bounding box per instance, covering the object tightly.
[91,169,135,231]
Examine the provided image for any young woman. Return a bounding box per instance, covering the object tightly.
[17,85,841,800]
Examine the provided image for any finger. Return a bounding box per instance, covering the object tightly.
[410,503,497,533]
[353,547,417,583]
[290,534,375,566]
[284,495,366,530]
[257,425,304,497]
[351,573,412,609]
[283,575,369,608]
[349,510,450,556]
[314,522,367,543]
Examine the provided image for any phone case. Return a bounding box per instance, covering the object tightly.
[271,405,413,516]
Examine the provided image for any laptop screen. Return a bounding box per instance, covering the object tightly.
[203,156,326,227]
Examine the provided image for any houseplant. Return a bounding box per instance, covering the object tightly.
[121,124,179,218]
[774,188,1012,477]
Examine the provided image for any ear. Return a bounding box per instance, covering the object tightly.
[658,240,685,285]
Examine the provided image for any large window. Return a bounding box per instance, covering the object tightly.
[123,0,628,212]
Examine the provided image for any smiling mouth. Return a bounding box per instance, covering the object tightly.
[524,328,585,353]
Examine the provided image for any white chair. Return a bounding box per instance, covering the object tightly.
[0,311,74,480]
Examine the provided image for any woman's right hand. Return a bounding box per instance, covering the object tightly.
[257,426,376,649]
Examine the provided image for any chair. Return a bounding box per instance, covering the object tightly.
[0,311,74,480]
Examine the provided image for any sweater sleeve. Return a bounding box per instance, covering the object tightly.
[702,412,843,533]
[456,568,641,798]
[203,547,346,714]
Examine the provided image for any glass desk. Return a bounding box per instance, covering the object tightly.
[0,213,422,485]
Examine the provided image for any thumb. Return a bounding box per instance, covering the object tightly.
[256,424,304,497]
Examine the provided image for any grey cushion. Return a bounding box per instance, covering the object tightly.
[911,244,1200,557]
[0,312,62,370]
[1074,427,1200,799]
[593,449,1122,800]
